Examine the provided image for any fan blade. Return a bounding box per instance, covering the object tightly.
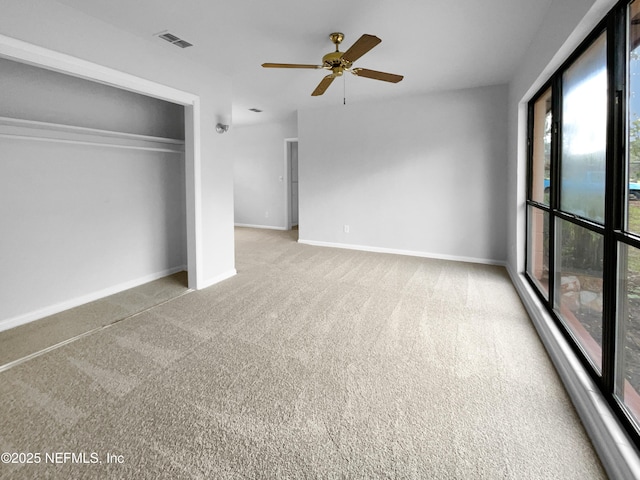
[341,34,381,63]
[311,75,336,96]
[262,63,322,69]
[352,68,403,83]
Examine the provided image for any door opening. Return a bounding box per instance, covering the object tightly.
[285,138,299,232]
[289,141,299,228]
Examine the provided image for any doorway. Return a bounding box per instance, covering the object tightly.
[285,138,299,231]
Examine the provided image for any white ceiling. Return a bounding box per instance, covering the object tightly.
[55,0,553,126]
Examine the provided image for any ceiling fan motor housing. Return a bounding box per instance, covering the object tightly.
[322,51,347,75]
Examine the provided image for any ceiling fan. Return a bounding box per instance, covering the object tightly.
[262,32,404,96]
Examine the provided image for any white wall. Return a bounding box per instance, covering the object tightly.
[0,57,185,139]
[232,114,297,229]
[0,140,186,324]
[298,85,508,265]
[0,0,235,326]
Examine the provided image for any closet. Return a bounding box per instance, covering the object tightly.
[0,58,186,329]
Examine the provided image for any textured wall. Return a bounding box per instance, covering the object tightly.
[0,139,185,324]
[0,57,185,139]
[233,114,297,229]
[298,85,508,264]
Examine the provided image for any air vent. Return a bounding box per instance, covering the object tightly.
[156,31,193,49]
[158,32,180,43]
[173,39,193,48]
[249,108,263,113]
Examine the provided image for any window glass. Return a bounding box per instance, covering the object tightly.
[561,33,607,223]
[615,242,640,425]
[555,218,603,371]
[531,88,552,204]
[628,1,640,234]
[526,206,549,297]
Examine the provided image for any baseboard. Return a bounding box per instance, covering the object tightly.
[0,265,187,333]
[297,239,506,267]
[234,223,288,231]
[506,265,640,480]
[198,269,237,290]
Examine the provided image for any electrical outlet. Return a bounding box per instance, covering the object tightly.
[344,225,350,233]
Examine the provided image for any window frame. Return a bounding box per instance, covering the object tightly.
[524,0,640,445]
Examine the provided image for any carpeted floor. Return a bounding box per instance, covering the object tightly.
[0,271,189,368]
[0,227,606,479]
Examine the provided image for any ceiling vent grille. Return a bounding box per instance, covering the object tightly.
[156,31,193,49]
[172,39,193,48]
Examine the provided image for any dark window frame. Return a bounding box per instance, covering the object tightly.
[524,0,640,447]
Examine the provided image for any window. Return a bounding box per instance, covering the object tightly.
[525,0,640,445]
[616,243,640,421]
[530,88,552,206]
[555,218,604,371]
[616,0,640,431]
[560,33,607,224]
[526,88,552,297]
[526,206,549,296]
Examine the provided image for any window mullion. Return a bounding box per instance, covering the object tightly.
[548,76,562,308]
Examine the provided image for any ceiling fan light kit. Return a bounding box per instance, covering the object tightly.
[262,32,403,97]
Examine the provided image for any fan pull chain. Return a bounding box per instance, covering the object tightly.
[343,74,346,105]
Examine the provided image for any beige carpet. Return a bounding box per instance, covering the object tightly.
[0,228,606,479]
[0,271,189,368]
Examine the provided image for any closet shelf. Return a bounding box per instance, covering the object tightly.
[0,116,185,153]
